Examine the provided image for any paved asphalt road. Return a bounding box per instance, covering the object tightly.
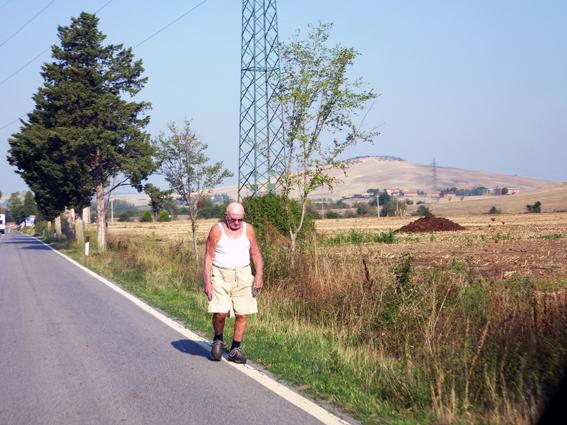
[0,232,326,425]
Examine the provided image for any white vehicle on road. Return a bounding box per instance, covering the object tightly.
[0,213,5,234]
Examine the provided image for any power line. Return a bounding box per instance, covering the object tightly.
[0,0,115,88]
[0,0,57,49]
[0,0,210,129]
[0,47,51,87]
[95,0,114,14]
[0,116,22,131]
[134,0,208,48]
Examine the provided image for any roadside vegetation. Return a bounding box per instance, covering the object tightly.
[37,213,567,425]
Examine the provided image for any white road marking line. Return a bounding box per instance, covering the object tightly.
[32,236,352,425]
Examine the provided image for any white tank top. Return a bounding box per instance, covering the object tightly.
[213,222,251,269]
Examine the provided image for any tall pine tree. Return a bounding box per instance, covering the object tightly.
[8,12,154,250]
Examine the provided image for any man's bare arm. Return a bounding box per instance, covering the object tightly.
[203,225,220,300]
[247,224,264,289]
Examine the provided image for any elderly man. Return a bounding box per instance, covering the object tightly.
[203,202,263,364]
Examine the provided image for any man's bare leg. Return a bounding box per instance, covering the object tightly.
[213,313,227,335]
[233,314,248,341]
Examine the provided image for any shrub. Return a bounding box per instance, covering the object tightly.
[157,210,172,222]
[526,201,542,213]
[414,204,430,216]
[488,206,501,214]
[118,211,133,222]
[139,210,153,222]
[324,210,342,219]
[242,194,314,242]
[355,202,372,216]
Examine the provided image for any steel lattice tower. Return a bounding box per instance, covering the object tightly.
[238,0,285,199]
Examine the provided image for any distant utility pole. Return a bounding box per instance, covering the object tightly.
[238,0,285,199]
[432,158,438,194]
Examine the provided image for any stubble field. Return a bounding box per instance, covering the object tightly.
[106,213,567,284]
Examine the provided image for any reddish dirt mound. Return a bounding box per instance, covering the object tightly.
[396,215,466,233]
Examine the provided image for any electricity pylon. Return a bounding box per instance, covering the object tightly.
[238,0,285,199]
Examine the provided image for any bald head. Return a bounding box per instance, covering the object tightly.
[225,202,245,230]
[226,202,244,216]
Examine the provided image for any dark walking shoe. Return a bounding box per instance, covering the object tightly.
[227,347,247,364]
[210,340,224,361]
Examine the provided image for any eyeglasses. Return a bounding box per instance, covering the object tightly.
[227,217,244,223]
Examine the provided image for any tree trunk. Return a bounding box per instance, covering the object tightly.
[289,231,297,267]
[191,216,199,261]
[64,208,76,239]
[96,184,106,252]
[54,216,62,240]
[75,215,84,243]
[82,206,91,224]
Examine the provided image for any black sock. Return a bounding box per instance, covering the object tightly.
[231,340,241,350]
[213,334,223,342]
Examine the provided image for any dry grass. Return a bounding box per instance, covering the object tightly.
[94,212,567,423]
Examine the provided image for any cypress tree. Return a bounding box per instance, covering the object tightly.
[8,12,154,250]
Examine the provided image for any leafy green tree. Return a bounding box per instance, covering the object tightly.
[154,120,232,259]
[8,193,24,224]
[144,183,173,220]
[279,23,378,256]
[22,191,38,218]
[8,13,154,250]
[197,197,227,219]
[368,190,390,207]
[382,199,407,217]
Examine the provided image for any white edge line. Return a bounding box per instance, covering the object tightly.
[32,236,352,425]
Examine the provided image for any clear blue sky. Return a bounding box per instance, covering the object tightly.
[1,0,566,195]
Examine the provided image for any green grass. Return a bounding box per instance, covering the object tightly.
[528,233,563,240]
[322,229,396,245]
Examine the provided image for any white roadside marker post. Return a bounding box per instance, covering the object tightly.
[85,235,90,256]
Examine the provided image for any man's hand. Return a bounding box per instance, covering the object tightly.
[253,275,263,290]
[203,282,213,301]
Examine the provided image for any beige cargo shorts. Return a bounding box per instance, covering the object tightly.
[208,265,257,315]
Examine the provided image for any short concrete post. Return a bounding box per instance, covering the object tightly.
[85,235,90,256]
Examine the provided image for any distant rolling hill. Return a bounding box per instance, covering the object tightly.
[113,156,561,209]
[307,156,557,199]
